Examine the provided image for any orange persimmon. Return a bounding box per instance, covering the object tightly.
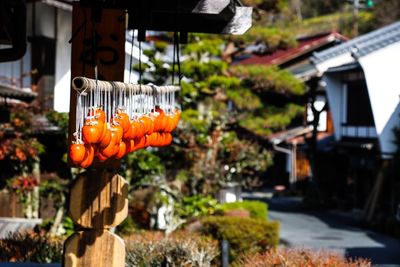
[115,141,127,159]
[69,143,86,164]
[80,145,94,168]
[82,121,101,144]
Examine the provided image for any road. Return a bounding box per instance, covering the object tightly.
[245,195,400,266]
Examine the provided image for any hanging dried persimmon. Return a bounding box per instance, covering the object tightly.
[69,143,86,164]
[96,150,108,162]
[80,145,94,168]
[82,121,101,144]
[115,141,127,159]
[88,107,106,123]
[98,124,111,148]
[110,123,123,143]
[70,77,181,168]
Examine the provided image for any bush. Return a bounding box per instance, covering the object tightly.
[125,231,219,267]
[221,200,268,219]
[0,232,63,263]
[200,216,279,264]
[175,195,222,219]
[241,248,372,267]
[116,216,137,236]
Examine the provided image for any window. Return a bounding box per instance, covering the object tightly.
[345,79,374,126]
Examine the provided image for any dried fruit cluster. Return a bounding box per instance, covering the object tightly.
[69,107,180,168]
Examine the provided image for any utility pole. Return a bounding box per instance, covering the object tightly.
[353,0,359,36]
[294,0,302,21]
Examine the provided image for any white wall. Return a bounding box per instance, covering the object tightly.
[34,2,56,39]
[53,9,72,112]
[124,38,149,83]
[358,42,400,155]
[323,74,343,140]
[306,96,327,131]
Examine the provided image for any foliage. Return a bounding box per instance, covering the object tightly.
[0,232,63,263]
[125,231,219,267]
[239,103,304,136]
[0,137,44,164]
[181,60,228,81]
[231,26,297,51]
[221,200,268,220]
[184,35,225,59]
[7,175,38,195]
[300,0,344,18]
[123,149,165,186]
[373,0,400,28]
[116,216,137,236]
[241,248,372,267]
[45,111,69,133]
[175,195,222,219]
[286,11,374,37]
[62,216,75,237]
[200,216,279,264]
[226,87,262,111]
[39,178,67,209]
[230,65,305,96]
[10,109,33,133]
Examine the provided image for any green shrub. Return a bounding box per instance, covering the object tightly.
[200,216,279,264]
[221,200,268,219]
[175,195,222,219]
[0,232,63,263]
[116,216,138,236]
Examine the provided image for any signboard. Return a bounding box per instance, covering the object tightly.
[68,4,125,145]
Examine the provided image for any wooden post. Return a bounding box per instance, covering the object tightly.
[64,170,128,267]
[65,4,126,267]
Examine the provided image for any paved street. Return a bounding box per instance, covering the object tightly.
[265,196,400,266]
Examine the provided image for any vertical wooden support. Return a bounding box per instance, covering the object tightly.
[64,170,128,267]
[68,3,125,145]
[65,4,126,267]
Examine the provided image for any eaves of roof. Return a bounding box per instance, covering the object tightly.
[0,83,37,103]
[324,62,361,74]
[312,21,400,64]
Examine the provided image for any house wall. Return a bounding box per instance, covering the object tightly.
[358,42,400,156]
[54,9,72,112]
[323,74,343,141]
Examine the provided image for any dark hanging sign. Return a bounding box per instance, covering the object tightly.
[79,0,252,37]
[0,0,27,62]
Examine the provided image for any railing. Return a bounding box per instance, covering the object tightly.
[341,124,377,138]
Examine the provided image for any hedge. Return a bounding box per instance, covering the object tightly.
[221,200,268,219]
[200,216,279,264]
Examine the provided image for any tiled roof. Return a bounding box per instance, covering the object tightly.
[235,32,347,66]
[312,21,400,64]
[0,83,37,103]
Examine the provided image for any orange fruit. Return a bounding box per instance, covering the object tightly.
[80,145,94,168]
[115,141,127,159]
[82,122,101,144]
[69,143,86,164]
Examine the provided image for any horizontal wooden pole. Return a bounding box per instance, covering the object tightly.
[72,76,181,94]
